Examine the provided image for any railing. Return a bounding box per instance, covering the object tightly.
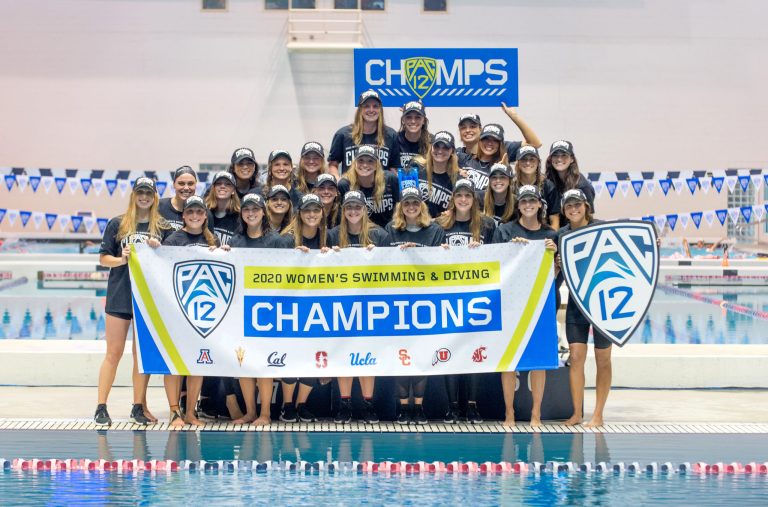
[287,7,363,50]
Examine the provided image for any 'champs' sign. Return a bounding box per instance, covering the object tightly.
[129,242,556,377]
[353,48,519,107]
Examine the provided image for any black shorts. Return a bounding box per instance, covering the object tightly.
[566,322,612,349]
[106,310,132,321]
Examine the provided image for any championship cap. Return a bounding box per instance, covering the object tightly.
[489,163,512,178]
[298,193,322,210]
[432,131,455,149]
[516,184,542,201]
[549,140,574,157]
[517,145,540,160]
[354,145,378,161]
[402,101,425,116]
[301,141,325,158]
[458,114,481,126]
[183,195,206,211]
[133,177,156,193]
[453,178,475,193]
[479,123,504,142]
[561,188,588,208]
[400,186,422,203]
[315,173,337,187]
[231,147,256,165]
[267,184,290,199]
[358,89,382,106]
[211,171,236,186]
[241,193,266,208]
[173,165,197,181]
[342,190,366,207]
[268,149,292,164]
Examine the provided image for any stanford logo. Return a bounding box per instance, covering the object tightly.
[315,351,328,369]
[471,347,487,363]
[432,348,451,366]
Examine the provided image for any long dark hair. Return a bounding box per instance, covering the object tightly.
[545,154,582,194]
[237,205,270,237]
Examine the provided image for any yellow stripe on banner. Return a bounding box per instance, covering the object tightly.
[129,245,189,376]
[496,251,554,372]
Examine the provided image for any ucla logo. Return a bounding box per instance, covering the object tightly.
[174,260,235,338]
[560,220,659,347]
[404,57,437,99]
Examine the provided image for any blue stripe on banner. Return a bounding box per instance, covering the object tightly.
[516,284,559,371]
[132,297,171,374]
[244,290,501,338]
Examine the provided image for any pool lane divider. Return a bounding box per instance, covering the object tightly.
[658,284,768,321]
[1,459,767,475]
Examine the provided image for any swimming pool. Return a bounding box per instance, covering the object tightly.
[0,431,765,505]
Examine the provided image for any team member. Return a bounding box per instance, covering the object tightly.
[384,187,446,425]
[205,171,240,246]
[228,147,262,199]
[328,89,399,176]
[545,140,596,221]
[162,195,221,427]
[276,193,329,422]
[556,189,611,428]
[337,145,400,228]
[512,145,561,229]
[228,193,279,426]
[396,101,431,168]
[95,177,169,426]
[457,104,542,160]
[415,131,459,218]
[159,166,213,232]
[265,149,303,208]
[436,179,495,424]
[327,191,389,424]
[266,184,293,233]
[482,163,515,225]
[296,141,326,193]
[458,123,508,192]
[312,173,341,228]
[493,185,558,427]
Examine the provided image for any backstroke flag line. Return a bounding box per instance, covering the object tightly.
[129,243,558,377]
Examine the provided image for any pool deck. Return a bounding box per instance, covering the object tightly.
[0,386,766,434]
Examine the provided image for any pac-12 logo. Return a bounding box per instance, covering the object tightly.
[404,57,437,99]
[173,260,235,338]
[560,220,659,347]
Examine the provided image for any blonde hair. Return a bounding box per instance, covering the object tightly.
[437,188,483,242]
[282,207,328,249]
[351,107,385,146]
[182,210,218,247]
[483,180,515,224]
[342,158,386,206]
[420,147,459,196]
[204,183,241,214]
[392,200,431,230]
[338,207,376,248]
[266,156,295,190]
[117,191,168,241]
[296,156,328,194]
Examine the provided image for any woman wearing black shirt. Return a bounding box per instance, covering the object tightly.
[205,171,240,246]
[296,141,326,194]
[512,145,561,229]
[396,101,431,169]
[457,123,508,192]
[337,145,400,228]
[482,163,515,225]
[545,140,596,222]
[228,147,262,200]
[312,173,341,229]
[95,177,170,426]
[266,185,294,234]
[265,149,303,209]
[416,131,459,219]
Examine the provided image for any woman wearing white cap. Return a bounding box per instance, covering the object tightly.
[265,149,303,209]
[327,190,389,424]
[312,173,341,229]
[266,185,294,234]
[162,195,221,427]
[545,140,596,224]
[328,89,400,177]
[493,185,558,427]
[436,178,495,424]
[228,147,262,200]
[396,101,431,169]
[414,130,460,219]
[384,186,446,425]
[296,141,327,194]
[512,146,561,229]
[556,189,611,428]
[204,171,241,247]
[482,163,516,225]
[337,144,401,228]
[228,193,280,426]
[94,177,170,427]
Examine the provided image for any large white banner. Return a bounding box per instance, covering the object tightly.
[129,243,558,377]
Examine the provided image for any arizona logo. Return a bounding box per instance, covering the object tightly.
[560,220,659,347]
[173,260,235,338]
[404,57,437,99]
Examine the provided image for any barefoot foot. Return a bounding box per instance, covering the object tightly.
[584,416,604,428]
[502,417,516,427]
[530,416,542,428]
[143,406,158,423]
[232,415,256,425]
[563,415,582,426]
[253,415,271,426]
[185,416,205,427]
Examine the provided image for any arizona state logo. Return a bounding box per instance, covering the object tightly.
[560,220,659,347]
[174,260,235,338]
[404,57,437,99]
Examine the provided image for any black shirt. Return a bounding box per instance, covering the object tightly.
[211,210,239,246]
[417,167,454,218]
[442,216,496,247]
[337,172,400,228]
[327,225,389,248]
[478,190,512,225]
[328,125,400,174]
[550,174,597,215]
[396,131,429,168]
[384,221,446,247]
[99,217,170,315]
[158,197,215,233]
[493,221,558,244]
[229,230,279,249]
[163,230,219,248]
[277,232,325,250]
[558,219,604,325]
[457,153,492,192]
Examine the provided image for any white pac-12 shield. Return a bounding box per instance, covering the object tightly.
[560,220,659,347]
[173,260,235,338]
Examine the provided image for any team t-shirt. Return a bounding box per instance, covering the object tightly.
[493,221,558,244]
[337,172,401,228]
[396,131,430,169]
[328,125,400,174]
[442,216,496,247]
[383,221,446,247]
[211,211,239,246]
[229,230,279,249]
[163,230,219,248]
[417,167,454,218]
[327,225,389,248]
[276,232,325,250]
[158,197,215,233]
[550,174,597,215]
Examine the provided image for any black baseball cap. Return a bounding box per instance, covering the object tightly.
[549,140,574,157]
[342,190,366,207]
[516,185,542,201]
[173,166,197,181]
[298,193,322,210]
[400,186,422,203]
[133,177,156,193]
[402,101,425,116]
[479,123,504,142]
[517,145,540,160]
[211,171,236,186]
[241,193,266,208]
[268,149,292,164]
[561,188,588,208]
[453,178,474,193]
[183,195,206,211]
[267,184,290,199]
[301,141,325,158]
[354,145,378,161]
[432,131,455,149]
[458,114,481,126]
[358,89,382,106]
[231,147,256,165]
[315,173,337,188]
[489,163,512,178]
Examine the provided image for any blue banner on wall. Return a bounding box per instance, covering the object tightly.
[353,48,518,107]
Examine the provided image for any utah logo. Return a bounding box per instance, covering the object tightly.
[173,260,235,338]
[404,57,437,99]
[560,220,659,347]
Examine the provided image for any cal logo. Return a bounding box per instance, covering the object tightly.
[560,220,659,347]
[174,260,235,338]
[404,57,437,99]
